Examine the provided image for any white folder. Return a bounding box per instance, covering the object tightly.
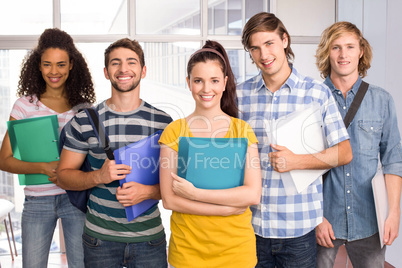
[371,166,388,248]
[270,103,328,195]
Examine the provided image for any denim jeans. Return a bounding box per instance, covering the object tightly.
[22,193,85,268]
[82,232,167,268]
[256,229,317,268]
[317,233,386,268]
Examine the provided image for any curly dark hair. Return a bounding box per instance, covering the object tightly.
[187,40,238,118]
[17,28,96,107]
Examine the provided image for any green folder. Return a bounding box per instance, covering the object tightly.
[177,137,248,189]
[7,115,60,185]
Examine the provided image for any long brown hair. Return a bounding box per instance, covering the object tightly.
[187,40,238,118]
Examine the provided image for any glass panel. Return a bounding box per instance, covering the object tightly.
[228,49,242,82]
[244,51,260,83]
[225,49,255,84]
[228,0,242,35]
[0,51,25,219]
[0,0,52,35]
[245,0,265,22]
[142,42,198,119]
[209,0,242,35]
[75,43,114,102]
[276,0,335,36]
[292,44,322,82]
[60,0,128,35]
[0,50,26,135]
[136,0,200,35]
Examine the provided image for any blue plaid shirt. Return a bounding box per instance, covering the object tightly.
[237,66,349,238]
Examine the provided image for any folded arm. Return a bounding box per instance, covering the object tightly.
[171,143,261,207]
[159,145,248,216]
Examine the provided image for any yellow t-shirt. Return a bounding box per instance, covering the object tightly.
[159,117,258,268]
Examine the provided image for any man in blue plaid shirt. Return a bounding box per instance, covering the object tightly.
[237,12,353,267]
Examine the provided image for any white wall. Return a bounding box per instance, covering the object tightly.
[384,0,402,266]
[339,0,402,266]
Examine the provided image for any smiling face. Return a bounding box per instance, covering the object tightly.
[39,48,72,91]
[104,47,146,93]
[248,30,290,85]
[329,32,363,81]
[187,60,227,113]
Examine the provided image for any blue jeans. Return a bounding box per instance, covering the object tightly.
[22,193,85,268]
[317,233,386,268]
[82,232,167,268]
[256,229,317,268]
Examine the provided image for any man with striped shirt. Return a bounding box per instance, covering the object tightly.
[57,38,172,267]
[237,12,353,267]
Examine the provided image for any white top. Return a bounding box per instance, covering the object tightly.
[10,95,78,197]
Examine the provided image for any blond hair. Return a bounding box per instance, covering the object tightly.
[316,21,372,79]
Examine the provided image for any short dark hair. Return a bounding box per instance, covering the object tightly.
[104,38,145,69]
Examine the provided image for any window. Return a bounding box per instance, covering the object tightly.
[0,0,52,35]
[136,0,200,35]
[61,0,128,34]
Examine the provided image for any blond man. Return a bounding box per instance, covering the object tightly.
[315,21,402,268]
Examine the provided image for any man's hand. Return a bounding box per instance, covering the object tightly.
[316,217,336,248]
[383,210,400,245]
[269,144,299,172]
[116,181,148,207]
[98,158,131,184]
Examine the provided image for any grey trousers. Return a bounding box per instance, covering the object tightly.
[317,233,386,268]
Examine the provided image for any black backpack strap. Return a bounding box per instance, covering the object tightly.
[323,81,369,182]
[343,81,369,129]
[84,108,115,160]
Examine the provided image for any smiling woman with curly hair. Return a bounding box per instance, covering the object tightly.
[17,28,96,107]
[0,28,95,268]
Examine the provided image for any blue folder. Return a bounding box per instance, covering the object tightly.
[114,130,162,222]
[177,137,248,189]
[7,115,59,185]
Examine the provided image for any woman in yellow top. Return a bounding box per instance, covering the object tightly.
[159,40,262,268]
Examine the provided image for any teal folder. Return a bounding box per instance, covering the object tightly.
[177,137,248,189]
[7,115,60,185]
